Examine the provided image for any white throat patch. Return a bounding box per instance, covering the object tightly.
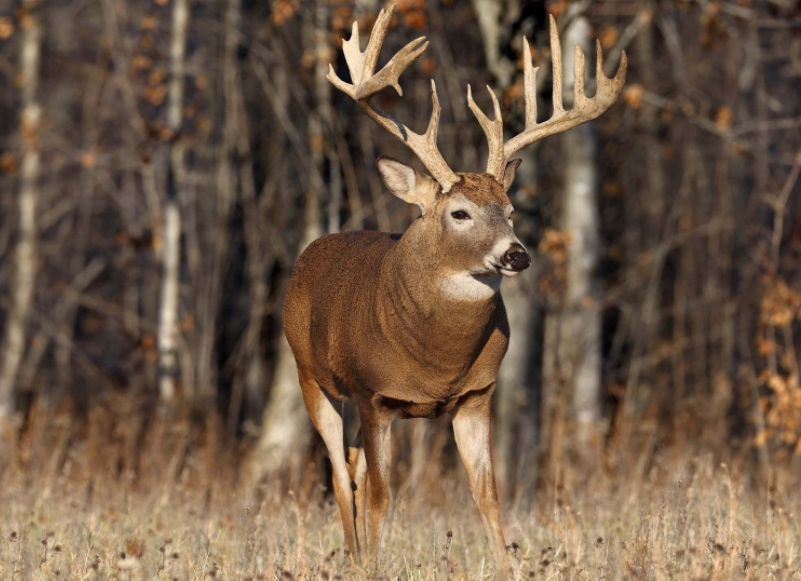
[439,271,501,301]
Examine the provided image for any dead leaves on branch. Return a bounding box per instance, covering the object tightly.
[622,84,644,110]
[757,274,801,456]
[757,370,801,455]
[272,0,298,27]
[0,16,14,39]
[538,228,573,299]
[761,275,801,328]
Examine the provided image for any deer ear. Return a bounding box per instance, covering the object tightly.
[502,159,523,192]
[377,156,438,216]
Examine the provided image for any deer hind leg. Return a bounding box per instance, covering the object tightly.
[360,411,393,567]
[299,374,359,558]
[348,428,369,555]
[452,389,510,578]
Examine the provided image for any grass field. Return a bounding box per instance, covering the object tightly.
[2,443,799,581]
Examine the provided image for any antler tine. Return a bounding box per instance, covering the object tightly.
[573,42,586,108]
[328,10,460,191]
[549,16,564,117]
[426,79,441,142]
[522,37,539,130]
[339,7,395,92]
[342,21,365,85]
[502,14,627,161]
[467,84,505,181]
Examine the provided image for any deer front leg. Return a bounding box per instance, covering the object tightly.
[360,409,393,568]
[452,387,510,578]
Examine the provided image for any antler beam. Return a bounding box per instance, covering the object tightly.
[327,5,460,191]
[497,15,627,178]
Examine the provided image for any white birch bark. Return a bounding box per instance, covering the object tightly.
[158,0,189,403]
[558,16,602,444]
[0,0,42,427]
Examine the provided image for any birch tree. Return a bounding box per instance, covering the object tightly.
[158,0,189,403]
[545,15,603,448]
[0,0,42,431]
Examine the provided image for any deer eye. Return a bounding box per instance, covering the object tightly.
[451,210,471,220]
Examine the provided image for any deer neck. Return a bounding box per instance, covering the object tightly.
[376,221,500,361]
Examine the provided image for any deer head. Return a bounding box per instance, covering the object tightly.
[327,5,627,285]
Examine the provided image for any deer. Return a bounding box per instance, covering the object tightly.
[282,5,626,575]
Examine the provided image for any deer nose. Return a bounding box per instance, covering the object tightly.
[501,244,531,272]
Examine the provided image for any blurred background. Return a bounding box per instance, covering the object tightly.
[0,0,799,499]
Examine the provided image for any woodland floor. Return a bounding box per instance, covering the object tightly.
[1,449,799,581]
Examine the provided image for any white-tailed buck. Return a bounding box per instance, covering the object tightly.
[283,5,626,575]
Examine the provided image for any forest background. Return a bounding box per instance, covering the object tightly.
[0,0,800,578]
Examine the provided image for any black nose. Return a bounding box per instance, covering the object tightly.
[502,244,531,272]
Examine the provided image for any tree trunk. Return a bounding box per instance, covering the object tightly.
[548,16,602,449]
[0,0,42,430]
[198,0,238,410]
[158,0,190,403]
[471,0,541,497]
[255,7,325,481]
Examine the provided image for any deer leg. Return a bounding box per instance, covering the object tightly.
[360,411,393,567]
[348,428,369,555]
[299,375,359,558]
[452,389,510,578]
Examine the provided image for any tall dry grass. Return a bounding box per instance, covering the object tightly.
[1,397,799,580]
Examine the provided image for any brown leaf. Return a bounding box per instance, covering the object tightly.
[272,0,297,26]
[599,26,619,50]
[715,106,733,132]
[301,49,315,69]
[148,68,165,86]
[622,84,644,109]
[0,152,18,174]
[80,151,96,168]
[18,11,32,31]
[403,11,427,31]
[602,181,622,198]
[548,0,569,18]
[420,57,436,76]
[141,334,156,350]
[143,84,167,106]
[141,16,158,30]
[0,17,14,39]
[130,55,152,73]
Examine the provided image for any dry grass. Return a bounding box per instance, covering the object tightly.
[2,458,800,579]
[1,401,800,580]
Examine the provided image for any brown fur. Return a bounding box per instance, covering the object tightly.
[283,169,523,575]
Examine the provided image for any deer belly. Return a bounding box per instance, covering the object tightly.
[378,393,462,420]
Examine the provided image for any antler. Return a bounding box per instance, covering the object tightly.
[467,84,505,182]
[327,5,460,191]
[470,15,628,182]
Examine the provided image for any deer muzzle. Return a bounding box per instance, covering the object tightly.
[501,243,531,273]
